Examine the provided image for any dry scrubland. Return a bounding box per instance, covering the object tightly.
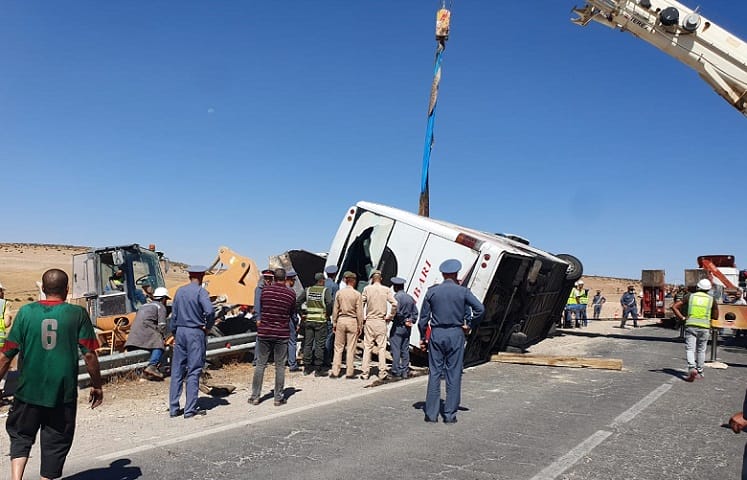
[0,243,641,317]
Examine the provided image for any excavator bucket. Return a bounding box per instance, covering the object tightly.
[169,246,261,308]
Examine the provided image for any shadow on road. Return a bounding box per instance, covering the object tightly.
[196,396,230,411]
[649,367,688,381]
[64,459,141,479]
[411,400,470,414]
[254,387,303,404]
[560,328,685,344]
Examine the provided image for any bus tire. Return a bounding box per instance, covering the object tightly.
[556,254,583,282]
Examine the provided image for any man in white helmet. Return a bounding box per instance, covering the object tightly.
[672,279,719,382]
[125,287,171,380]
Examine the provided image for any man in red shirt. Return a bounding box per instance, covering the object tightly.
[249,268,297,406]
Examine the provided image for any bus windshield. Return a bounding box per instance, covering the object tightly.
[338,210,395,291]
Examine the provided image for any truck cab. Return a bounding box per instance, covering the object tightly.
[71,244,167,331]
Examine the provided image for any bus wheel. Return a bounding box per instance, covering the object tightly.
[556,254,583,282]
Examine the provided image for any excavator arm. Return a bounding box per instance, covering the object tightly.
[571,0,747,117]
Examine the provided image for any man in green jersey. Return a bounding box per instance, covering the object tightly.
[0,269,104,480]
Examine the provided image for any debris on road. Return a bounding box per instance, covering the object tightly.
[490,352,623,371]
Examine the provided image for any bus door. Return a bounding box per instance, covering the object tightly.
[408,234,480,346]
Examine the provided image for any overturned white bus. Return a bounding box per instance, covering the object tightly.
[325,201,582,366]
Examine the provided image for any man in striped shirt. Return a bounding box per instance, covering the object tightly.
[249,268,297,406]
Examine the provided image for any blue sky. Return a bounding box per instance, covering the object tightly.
[1,1,745,283]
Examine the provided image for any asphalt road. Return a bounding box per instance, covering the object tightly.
[61,325,747,480]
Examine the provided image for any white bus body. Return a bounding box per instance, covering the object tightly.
[326,201,582,365]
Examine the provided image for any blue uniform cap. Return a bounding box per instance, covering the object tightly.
[390,277,406,286]
[286,270,297,278]
[186,265,208,273]
[439,259,462,274]
[324,265,339,275]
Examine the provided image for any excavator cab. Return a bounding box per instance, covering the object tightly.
[72,244,167,329]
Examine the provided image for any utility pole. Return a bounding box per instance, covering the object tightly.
[418,3,451,217]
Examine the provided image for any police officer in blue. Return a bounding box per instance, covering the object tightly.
[323,264,340,369]
[285,270,302,372]
[169,265,215,418]
[390,277,417,379]
[418,259,484,423]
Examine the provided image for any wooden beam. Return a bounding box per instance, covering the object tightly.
[491,353,623,371]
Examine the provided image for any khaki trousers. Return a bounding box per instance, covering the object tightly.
[361,319,387,378]
[332,317,358,377]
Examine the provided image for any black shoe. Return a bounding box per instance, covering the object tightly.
[443,417,458,424]
[274,398,287,406]
[248,397,261,405]
[315,370,329,377]
[289,366,301,372]
[169,408,184,418]
[424,416,438,423]
[184,409,206,418]
[303,368,313,376]
[345,375,357,380]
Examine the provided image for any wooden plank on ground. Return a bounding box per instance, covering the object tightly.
[490,353,623,371]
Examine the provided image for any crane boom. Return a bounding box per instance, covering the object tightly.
[571,0,747,117]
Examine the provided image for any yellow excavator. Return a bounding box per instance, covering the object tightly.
[71,244,261,355]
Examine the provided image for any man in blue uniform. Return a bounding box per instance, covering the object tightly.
[253,269,275,321]
[390,277,417,379]
[285,270,301,372]
[418,259,484,423]
[169,265,215,419]
[323,265,340,369]
[619,285,639,328]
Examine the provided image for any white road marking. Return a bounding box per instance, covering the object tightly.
[96,375,429,462]
[528,430,612,480]
[609,383,671,428]
[529,382,671,480]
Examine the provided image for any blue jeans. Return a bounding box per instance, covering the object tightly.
[288,316,299,369]
[149,348,163,366]
[425,328,464,422]
[564,305,581,326]
[323,320,334,368]
[685,326,709,373]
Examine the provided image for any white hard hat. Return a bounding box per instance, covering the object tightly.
[696,279,712,291]
[153,287,170,299]
[577,280,584,285]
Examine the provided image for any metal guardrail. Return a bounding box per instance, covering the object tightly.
[77,332,257,384]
